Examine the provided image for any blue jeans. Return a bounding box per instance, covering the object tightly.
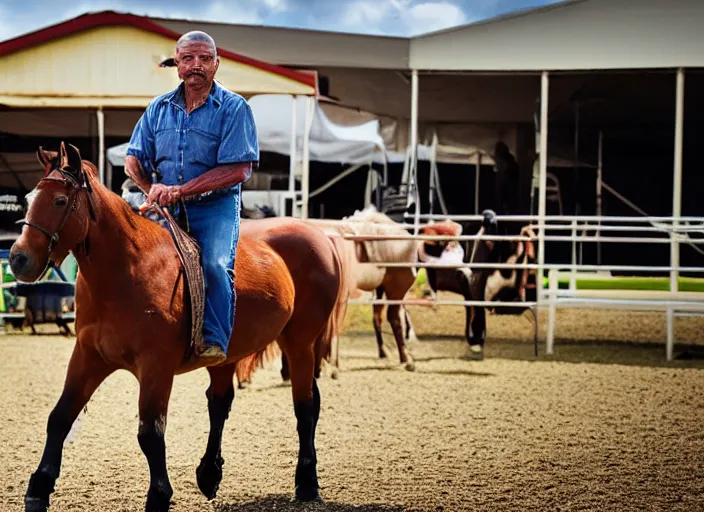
[184,191,240,352]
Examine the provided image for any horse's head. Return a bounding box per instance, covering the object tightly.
[10,142,96,282]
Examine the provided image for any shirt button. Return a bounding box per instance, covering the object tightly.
[178,175,184,183]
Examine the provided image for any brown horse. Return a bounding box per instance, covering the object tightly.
[11,143,347,512]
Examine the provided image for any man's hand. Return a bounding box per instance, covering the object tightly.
[147,184,182,206]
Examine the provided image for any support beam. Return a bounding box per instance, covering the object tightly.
[288,95,297,194]
[474,153,481,214]
[668,67,685,361]
[596,130,603,265]
[410,69,420,234]
[537,71,549,307]
[300,96,315,219]
[96,107,105,185]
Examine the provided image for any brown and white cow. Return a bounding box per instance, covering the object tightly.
[417,210,536,360]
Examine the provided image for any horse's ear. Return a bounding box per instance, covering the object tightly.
[66,143,83,172]
[59,141,69,170]
[36,147,60,174]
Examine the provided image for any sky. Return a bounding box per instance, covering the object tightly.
[0,0,564,42]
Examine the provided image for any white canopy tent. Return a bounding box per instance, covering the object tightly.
[108,93,394,217]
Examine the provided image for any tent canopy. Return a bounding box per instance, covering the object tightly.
[108,94,388,169]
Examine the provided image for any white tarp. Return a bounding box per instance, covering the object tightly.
[107,94,388,168]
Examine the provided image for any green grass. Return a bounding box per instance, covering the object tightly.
[541,275,704,292]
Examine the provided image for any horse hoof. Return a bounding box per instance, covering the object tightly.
[24,497,49,512]
[330,369,339,380]
[237,380,250,390]
[145,486,173,512]
[196,457,223,500]
[295,485,321,502]
[404,361,416,372]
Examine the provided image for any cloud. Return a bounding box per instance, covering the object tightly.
[406,2,466,34]
[262,0,289,13]
[198,1,263,25]
[340,0,466,36]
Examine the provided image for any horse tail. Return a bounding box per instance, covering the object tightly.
[235,341,281,384]
[314,232,351,378]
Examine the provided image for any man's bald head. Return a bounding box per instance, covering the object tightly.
[176,31,217,58]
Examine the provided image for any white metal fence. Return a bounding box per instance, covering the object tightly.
[342,213,704,361]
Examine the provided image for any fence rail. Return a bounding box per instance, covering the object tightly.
[341,214,704,361]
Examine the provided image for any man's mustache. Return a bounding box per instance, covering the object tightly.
[188,70,206,78]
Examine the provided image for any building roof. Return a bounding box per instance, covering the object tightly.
[0,11,316,90]
[2,0,703,76]
[410,0,704,71]
[155,18,410,70]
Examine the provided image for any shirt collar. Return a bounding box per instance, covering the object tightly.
[164,80,224,109]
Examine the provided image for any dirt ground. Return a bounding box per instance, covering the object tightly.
[1,304,703,511]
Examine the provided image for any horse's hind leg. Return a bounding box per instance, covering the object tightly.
[25,343,113,512]
[197,364,236,500]
[386,303,415,371]
[137,368,175,512]
[280,342,321,501]
[372,287,388,359]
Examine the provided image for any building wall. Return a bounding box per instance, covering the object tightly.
[0,25,313,108]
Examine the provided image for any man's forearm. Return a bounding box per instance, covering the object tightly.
[179,163,252,198]
[124,156,152,194]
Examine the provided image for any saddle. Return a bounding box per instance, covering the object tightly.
[141,205,206,358]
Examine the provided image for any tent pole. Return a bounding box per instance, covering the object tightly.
[300,96,315,219]
[410,69,420,234]
[668,67,685,361]
[288,95,297,216]
[96,107,105,185]
[538,71,549,313]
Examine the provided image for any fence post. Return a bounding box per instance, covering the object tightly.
[546,268,558,355]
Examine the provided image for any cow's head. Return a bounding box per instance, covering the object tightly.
[418,220,463,260]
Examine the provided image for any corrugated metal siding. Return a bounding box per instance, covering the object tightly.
[0,25,313,108]
[410,0,704,71]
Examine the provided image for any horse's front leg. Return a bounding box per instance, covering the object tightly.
[137,367,175,512]
[197,364,236,500]
[25,343,114,512]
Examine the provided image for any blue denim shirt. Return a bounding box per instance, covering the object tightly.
[126,80,259,198]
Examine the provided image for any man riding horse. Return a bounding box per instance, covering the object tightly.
[124,30,257,366]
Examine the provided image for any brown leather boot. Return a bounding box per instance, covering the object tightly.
[196,345,227,366]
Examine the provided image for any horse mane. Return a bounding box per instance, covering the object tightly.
[344,205,397,225]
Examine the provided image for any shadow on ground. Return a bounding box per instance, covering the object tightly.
[215,494,409,511]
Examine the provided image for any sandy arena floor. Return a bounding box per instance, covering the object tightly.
[1,306,703,511]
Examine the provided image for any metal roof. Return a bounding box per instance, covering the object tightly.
[155,18,410,70]
[410,0,704,71]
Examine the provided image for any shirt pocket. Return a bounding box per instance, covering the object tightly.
[187,127,220,169]
[154,128,179,167]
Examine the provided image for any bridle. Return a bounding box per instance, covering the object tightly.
[16,166,96,275]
